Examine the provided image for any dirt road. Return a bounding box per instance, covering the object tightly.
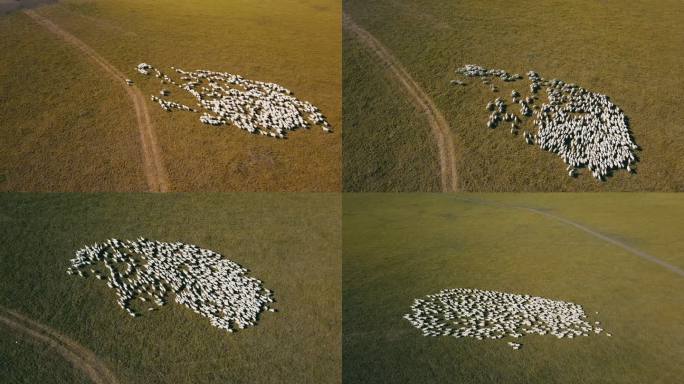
[23,9,169,192]
[523,207,684,278]
[343,13,458,192]
[0,307,119,384]
[457,196,684,278]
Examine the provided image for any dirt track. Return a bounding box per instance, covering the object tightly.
[0,307,119,384]
[523,207,684,278]
[457,196,684,278]
[343,13,458,192]
[23,9,169,192]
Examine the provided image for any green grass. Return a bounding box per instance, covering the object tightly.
[342,32,440,192]
[343,193,684,383]
[0,326,90,384]
[1,0,340,191]
[343,0,684,191]
[0,193,341,383]
[483,193,684,269]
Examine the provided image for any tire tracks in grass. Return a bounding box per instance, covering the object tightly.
[23,9,169,192]
[343,12,459,192]
[0,307,119,384]
[456,196,684,278]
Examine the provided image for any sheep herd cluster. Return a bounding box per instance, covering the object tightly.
[133,63,332,138]
[453,64,638,180]
[67,238,275,333]
[403,288,610,350]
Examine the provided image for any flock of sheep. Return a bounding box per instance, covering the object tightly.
[132,63,332,138]
[453,64,638,180]
[67,238,276,333]
[404,288,610,350]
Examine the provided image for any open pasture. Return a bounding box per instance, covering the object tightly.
[0,0,340,191]
[0,193,341,383]
[343,193,684,383]
[342,36,441,192]
[343,0,684,191]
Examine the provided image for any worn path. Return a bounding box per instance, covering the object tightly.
[343,13,458,192]
[456,196,684,278]
[0,307,119,384]
[523,206,684,278]
[23,9,169,192]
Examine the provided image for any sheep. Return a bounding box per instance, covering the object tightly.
[404,288,610,350]
[68,238,276,334]
[134,63,333,138]
[452,64,638,180]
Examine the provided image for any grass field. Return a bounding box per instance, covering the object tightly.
[343,193,684,383]
[0,9,147,191]
[0,193,341,383]
[343,0,684,192]
[342,33,441,192]
[0,0,340,191]
[0,324,90,384]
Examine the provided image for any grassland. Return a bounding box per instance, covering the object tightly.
[343,0,684,191]
[343,193,684,383]
[0,1,56,14]
[0,193,341,384]
[0,324,90,384]
[342,36,441,191]
[0,0,340,191]
[0,10,147,191]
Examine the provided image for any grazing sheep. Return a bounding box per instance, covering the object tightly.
[453,64,638,180]
[134,63,333,138]
[404,288,610,350]
[68,238,276,334]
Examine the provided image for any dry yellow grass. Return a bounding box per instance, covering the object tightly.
[1,0,340,191]
[0,11,147,191]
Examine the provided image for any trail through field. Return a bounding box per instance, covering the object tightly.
[343,13,458,192]
[343,328,414,342]
[523,207,684,278]
[0,307,119,384]
[457,196,684,278]
[23,9,169,192]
